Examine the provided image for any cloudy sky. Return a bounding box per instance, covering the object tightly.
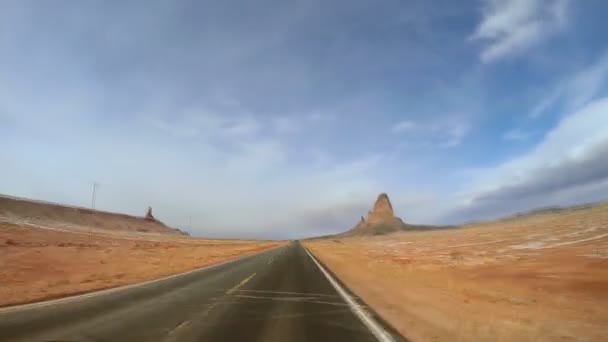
[2,0,608,239]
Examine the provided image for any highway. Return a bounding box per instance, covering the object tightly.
[0,241,405,341]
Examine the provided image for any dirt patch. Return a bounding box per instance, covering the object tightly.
[305,203,608,341]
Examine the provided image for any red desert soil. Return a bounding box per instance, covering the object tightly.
[305,203,608,341]
[0,222,280,307]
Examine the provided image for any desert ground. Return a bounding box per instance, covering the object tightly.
[0,196,280,308]
[305,203,608,341]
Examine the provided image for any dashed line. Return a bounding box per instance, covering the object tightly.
[227,273,256,295]
[163,320,191,341]
[230,294,351,306]
[198,272,257,319]
[199,302,220,318]
[168,320,190,334]
[226,289,340,297]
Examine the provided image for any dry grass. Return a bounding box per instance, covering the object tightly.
[0,222,280,307]
[305,203,608,341]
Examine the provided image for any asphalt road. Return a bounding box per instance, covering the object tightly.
[0,241,404,342]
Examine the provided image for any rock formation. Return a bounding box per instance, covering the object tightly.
[144,206,155,221]
[348,193,408,235]
[366,193,396,223]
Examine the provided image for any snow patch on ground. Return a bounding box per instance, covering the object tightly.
[578,254,608,259]
[511,241,546,250]
[385,242,413,247]
[564,226,599,237]
[544,233,608,248]
[447,239,509,248]
[511,233,608,250]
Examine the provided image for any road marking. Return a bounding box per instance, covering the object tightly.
[226,273,256,295]
[198,272,258,319]
[167,320,190,335]
[225,289,340,297]
[304,248,396,342]
[231,294,351,306]
[199,302,220,318]
[162,320,192,342]
[268,257,274,264]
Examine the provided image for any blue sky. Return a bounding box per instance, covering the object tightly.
[2,0,608,238]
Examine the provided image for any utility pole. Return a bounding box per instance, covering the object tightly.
[189,216,192,230]
[91,182,99,210]
[90,181,99,243]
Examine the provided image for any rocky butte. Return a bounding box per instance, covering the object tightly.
[347,193,409,236]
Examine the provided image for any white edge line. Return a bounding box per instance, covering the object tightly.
[0,244,283,314]
[304,248,395,342]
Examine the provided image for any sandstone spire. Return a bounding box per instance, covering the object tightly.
[366,193,395,223]
[348,192,408,235]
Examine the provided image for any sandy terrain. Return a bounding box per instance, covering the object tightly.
[305,203,608,341]
[0,222,280,307]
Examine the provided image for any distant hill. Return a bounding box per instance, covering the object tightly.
[466,200,608,225]
[0,194,189,236]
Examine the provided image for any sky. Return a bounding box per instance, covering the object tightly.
[2,0,608,239]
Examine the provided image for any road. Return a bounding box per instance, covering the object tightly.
[0,241,404,341]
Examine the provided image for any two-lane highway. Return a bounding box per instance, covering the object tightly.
[0,241,404,341]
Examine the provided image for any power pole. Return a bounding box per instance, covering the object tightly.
[91,182,99,210]
[90,181,99,243]
[189,216,192,230]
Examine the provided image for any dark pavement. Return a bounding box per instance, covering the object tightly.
[0,241,403,342]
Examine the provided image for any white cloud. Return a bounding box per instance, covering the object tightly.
[305,110,335,123]
[471,0,569,63]
[530,51,608,118]
[270,110,336,134]
[391,118,470,148]
[391,120,416,133]
[439,121,470,147]
[502,128,535,141]
[445,97,608,222]
[222,116,261,136]
[272,117,299,133]
[145,109,262,140]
